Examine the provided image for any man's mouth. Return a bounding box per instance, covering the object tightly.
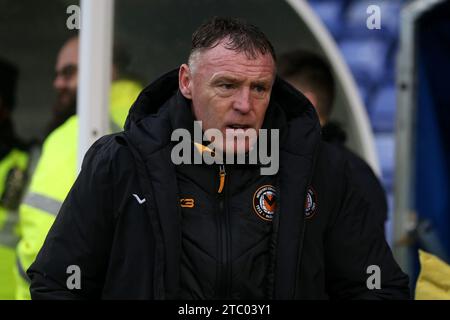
[226,124,251,130]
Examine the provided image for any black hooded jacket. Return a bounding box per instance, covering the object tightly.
[27,69,410,299]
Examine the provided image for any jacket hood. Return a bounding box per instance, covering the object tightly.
[124,69,179,130]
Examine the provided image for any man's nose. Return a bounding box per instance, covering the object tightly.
[232,87,252,114]
[53,75,65,90]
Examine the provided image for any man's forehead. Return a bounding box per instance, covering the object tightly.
[56,40,79,70]
[202,44,273,63]
[197,45,275,78]
[209,71,273,84]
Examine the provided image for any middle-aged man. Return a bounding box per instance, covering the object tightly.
[27,17,410,299]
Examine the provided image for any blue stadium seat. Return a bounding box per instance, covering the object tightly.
[370,85,396,133]
[344,0,402,38]
[339,38,389,85]
[375,133,396,192]
[309,0,345,38]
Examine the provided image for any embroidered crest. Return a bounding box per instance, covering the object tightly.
[304,187,317,219]
[253,185,277,221]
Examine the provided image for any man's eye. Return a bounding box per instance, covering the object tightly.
[219,83,235,90]
[253,85,267,93]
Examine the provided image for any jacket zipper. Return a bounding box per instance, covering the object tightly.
[216,164,231,298]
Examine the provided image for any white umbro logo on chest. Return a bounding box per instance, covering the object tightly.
[132,193,146,204]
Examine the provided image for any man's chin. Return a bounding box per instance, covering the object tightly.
[202,127,259,159]
[53,96,77,115]
[211,140,254,156]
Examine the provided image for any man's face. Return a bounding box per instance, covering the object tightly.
[179,42,276,153]
[53,37,79,112]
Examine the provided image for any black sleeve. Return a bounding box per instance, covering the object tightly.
[345,148,388,226]
[324,160,411,300]
[27,138,115,300]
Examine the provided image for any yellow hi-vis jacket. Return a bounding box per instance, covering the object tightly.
[15,79,143,299]
[0,148,28,300]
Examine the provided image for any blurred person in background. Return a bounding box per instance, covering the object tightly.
[45,37,79,138]
[0,59,31,299]
[14,35,143,299]
[277,49,388,227]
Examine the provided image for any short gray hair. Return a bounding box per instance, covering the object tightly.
[188,17,276,73]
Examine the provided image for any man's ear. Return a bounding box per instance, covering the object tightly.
[179,64,192,99]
